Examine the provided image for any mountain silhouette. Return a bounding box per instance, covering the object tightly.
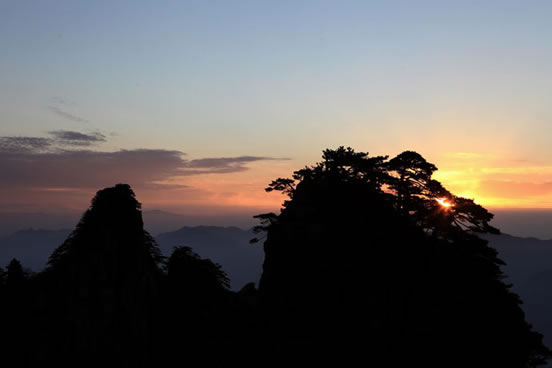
[255,147,550,367]
[0,184,261,367]
[0,148,550,367]
[33,184,164,367]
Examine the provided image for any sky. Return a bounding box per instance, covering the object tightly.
[1,0,552,220]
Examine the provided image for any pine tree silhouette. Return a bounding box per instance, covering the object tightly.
[26,184,247,368]
[1,258,32,366]
[36,184,164,368]
[156,246,232,366]
[6,258,26,287]
[255,147,550,367]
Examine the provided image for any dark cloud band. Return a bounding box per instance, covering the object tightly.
[48,130,107,146]
[0,137,52,153]
[0,133,288,193]
[182,156,289,175]
[0,130,107,152]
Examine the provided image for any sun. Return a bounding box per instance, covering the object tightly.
[435,197,452,208]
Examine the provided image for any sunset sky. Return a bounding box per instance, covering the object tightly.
[1,1,552,218]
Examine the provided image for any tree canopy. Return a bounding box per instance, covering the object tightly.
[255,146,550,367]
[166,245,230,293]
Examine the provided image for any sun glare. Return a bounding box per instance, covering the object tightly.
[436,197,452,208]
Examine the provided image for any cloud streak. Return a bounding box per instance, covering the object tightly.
[48,106,89,123]
[0,131,107,153]
[181,156,289,175]
[0,136,52,153]
[48,130,107,146]
[0,133,288,196]
[0,149,188,190]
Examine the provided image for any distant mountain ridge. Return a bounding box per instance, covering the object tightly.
[0,209,259,236]
[0,228,72,271]
[155,225,263,290]
[1,228,551,341]
[483,234,552,348]
[0,225,262,290]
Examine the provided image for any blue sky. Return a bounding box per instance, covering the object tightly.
[1,1,551,212]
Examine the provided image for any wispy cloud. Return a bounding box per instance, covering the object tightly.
[50,96,74,106]
[182,156,290,175]
[48,106,89,123]
[0,149,188,190]
[48,130,107,146]
[0,136,52,153]
[0,133,288,194]
[0,130,107,152]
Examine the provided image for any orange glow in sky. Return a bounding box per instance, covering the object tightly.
[2,1,552,218]
[432,152,552,209]
[114,152,552,213]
